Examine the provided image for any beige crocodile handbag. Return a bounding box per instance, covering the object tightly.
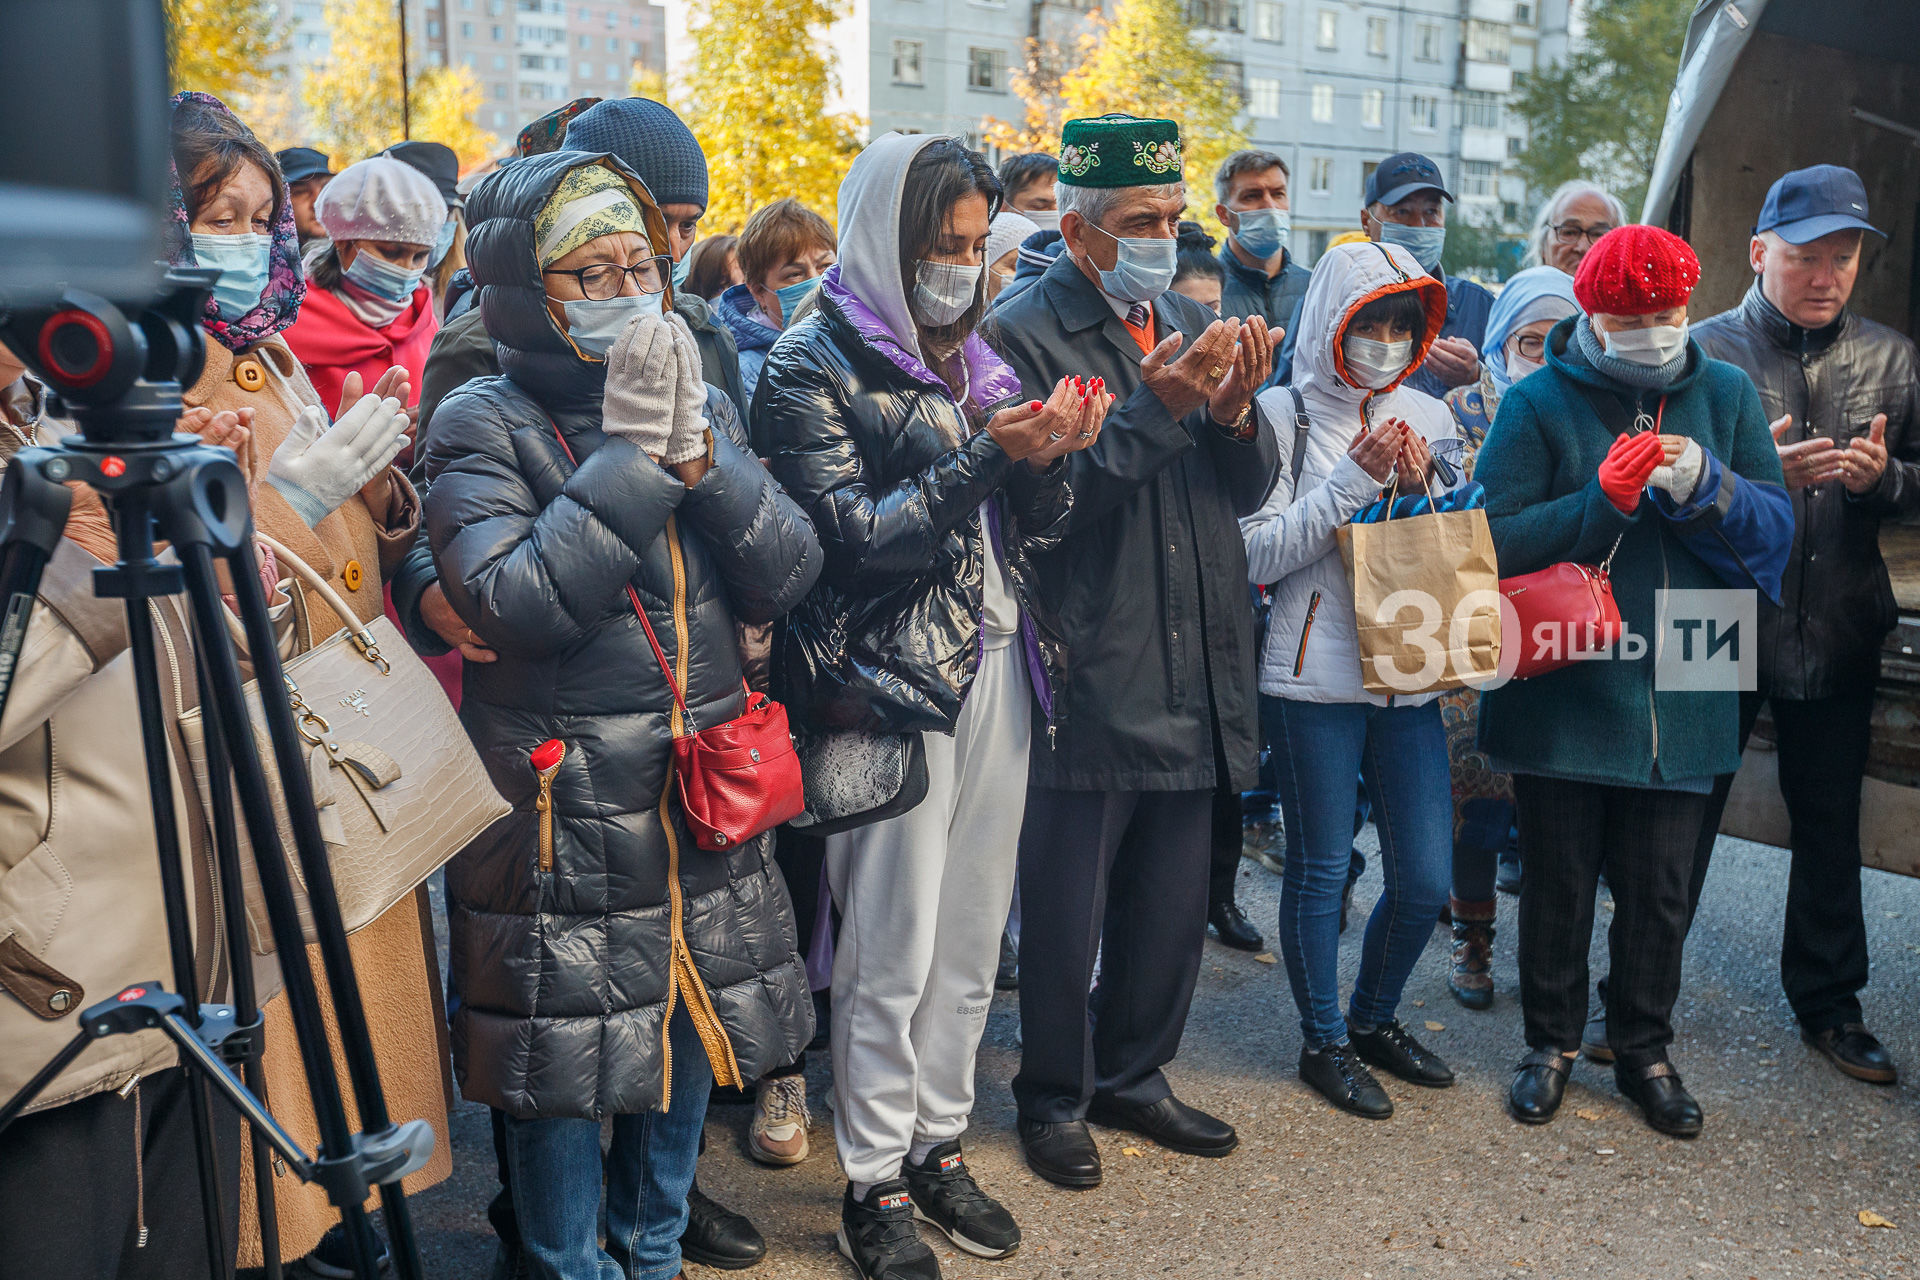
[177,534,510,955]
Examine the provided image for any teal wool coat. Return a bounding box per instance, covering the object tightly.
[1473,317,1788,787]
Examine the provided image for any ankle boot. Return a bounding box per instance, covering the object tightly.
[1447,896,1496,1011]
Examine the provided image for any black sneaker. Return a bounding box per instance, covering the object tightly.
[837,1180,940,1280]
[304,1223,390,1278]
[904,1141,1021,1260]
[1298,1042,1392,1119]
[1348,1019,1455,1087]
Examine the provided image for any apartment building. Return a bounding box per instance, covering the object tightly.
[281,0,666,142]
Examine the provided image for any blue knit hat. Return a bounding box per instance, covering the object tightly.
[563,98,709,212]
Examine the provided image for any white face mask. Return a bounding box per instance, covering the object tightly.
[561,292,665,358]
[1024,209,1061,233]
[1601,320,1688,367]
[1343,334,1415,389]
[912,260,982,327]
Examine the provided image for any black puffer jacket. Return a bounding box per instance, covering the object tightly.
[1694,282,1920,699]
[425,151,823,1120]
[758,281,1071,734]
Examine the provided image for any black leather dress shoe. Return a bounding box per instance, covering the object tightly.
[1086,1094,1238,1157]
[1803,1023,1898,1084]
[681,1181,767,1270]
[1298,1043,1392,1119]
[1348,1020,1455,1087]
[1507,1048,1573,1125]
[1208,900,1265,951]
[1616,1061,1702,1138]
[1017,1115,1102,1188]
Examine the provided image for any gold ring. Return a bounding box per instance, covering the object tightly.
[1209,365,1225,379]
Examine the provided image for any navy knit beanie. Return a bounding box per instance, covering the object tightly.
[564,98,710,212]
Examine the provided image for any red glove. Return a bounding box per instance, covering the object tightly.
[1597,432,1665,512]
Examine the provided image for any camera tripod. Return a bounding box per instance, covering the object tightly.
[0,270,431,1280]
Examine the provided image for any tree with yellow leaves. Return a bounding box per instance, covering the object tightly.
[300,0,498,169]
[166,0,284,99]
[987,0,1246,235]
[674,0,861,235]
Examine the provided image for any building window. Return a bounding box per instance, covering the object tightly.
[426,48,444,64]
[968,47,1007,92]
[490,23,503,38]
[892,38,924,85]
[1414,21,1439,61]
[629,39,641,55]
[1309,82,1333,123]
[461,20,473,35]
[1361,88,1383,128]
[1508,135,1524,158]
[1407,93,1437,131]
[1365,15,1387,55]
[492,52,506,68]
[1215,59,1245,104]
[426,18,441,35]
[1308,156,1331,194]
[1461,89,1501,130]
[607,35,617,49]
[1315,7,1336,48]
[1514,1,1534,23]
[1360,160,1378,199]
[1248,75,1281,118]
[1252,0,1282,41]
[1188,0,1241,30]
[461,51,474,65]
[492,108,507,125]
[1460,160,1500,198]
[492,81,508,98]
[1465,19,1510,64]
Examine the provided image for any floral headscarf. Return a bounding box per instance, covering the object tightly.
[164,91,306,352]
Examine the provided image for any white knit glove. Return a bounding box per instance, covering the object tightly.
[661,312,710,466]
[1647,438,1705,503]
[265,395,409,527]
[602,314,677,456]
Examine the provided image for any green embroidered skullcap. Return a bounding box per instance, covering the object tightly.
[1057,114,1184,188]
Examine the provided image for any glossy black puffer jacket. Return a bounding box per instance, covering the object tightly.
[756,284,1071,735]
[425,150,823,1120]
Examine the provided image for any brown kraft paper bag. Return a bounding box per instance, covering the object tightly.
[1336,498,1502,696]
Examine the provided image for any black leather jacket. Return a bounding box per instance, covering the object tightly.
[425,151,823,1119]
[757,286,1071,735]
[1693,282,1920,699]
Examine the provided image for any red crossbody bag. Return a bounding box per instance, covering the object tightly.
[549,421,805,849]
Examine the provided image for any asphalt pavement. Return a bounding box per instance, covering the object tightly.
[409,832,1920,1280]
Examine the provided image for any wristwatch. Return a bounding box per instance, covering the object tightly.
[1211,401,1255,440]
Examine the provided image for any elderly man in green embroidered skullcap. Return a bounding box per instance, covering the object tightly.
[985,113,1279,1191]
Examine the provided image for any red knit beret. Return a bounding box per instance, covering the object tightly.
[1572,225,1702,316]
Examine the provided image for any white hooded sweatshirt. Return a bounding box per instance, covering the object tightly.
[1241,239,1459,706]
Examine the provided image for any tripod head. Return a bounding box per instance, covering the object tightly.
[0,268,214,446]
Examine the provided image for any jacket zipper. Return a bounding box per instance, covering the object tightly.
[535,744,565,873]
[1650,534,1668,766]
[657,514,744,1107]
[1293,590,1321,679]
[121,1073,149,1247]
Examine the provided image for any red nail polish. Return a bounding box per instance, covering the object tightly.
[1030,401,1043,411]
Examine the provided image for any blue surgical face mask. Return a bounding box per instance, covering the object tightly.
[428,220,457,268]
[561,291,665,358]
[1085,221,1177,303]
[343,246,425,302]
[671,253,692,290]
[1379,222,1447,275]
[774,274,822,325]
[1231,207,1291,261]
[191,231,272,320]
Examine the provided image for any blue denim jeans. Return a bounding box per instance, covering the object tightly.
[500,1007,712,1280]
[1268,696,1452,1048]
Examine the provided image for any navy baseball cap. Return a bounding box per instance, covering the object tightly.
[1366,152,1453,208]
[275,147,333,185]
[1756,165,1881,244]
[383,140,463,209]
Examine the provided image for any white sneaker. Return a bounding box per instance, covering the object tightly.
[747,1073,811,1166]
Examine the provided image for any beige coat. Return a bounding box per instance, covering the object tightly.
[186,336,454,1265]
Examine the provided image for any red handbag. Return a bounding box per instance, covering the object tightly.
[1498,542,1622,679]
[549,422,805,850]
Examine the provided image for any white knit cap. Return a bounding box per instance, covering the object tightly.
[987,210,1041,267]
[316,156,448,248]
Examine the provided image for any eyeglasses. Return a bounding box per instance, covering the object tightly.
[1552,222,1615,245]
[1512,334,1546,359]
[541,255,672,300]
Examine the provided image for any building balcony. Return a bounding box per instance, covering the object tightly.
[1463,59,1512,93]
[1466,0,1516,20]
[1460,126,1508,163]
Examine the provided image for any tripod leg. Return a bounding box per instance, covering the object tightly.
[170,544,385,1280]
[192,645,284,1280]
[121,587,230,1277]
[209,541,428,1280]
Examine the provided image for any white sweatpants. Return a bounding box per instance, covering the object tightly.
[827,640,1031,1185]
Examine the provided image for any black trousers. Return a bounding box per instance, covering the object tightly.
[1208,784,1243,907]
[0,1066,240,1280]
[1013,787,1212,1122]
[1690,686,1875,1031]
[1514,775,1709,1072]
